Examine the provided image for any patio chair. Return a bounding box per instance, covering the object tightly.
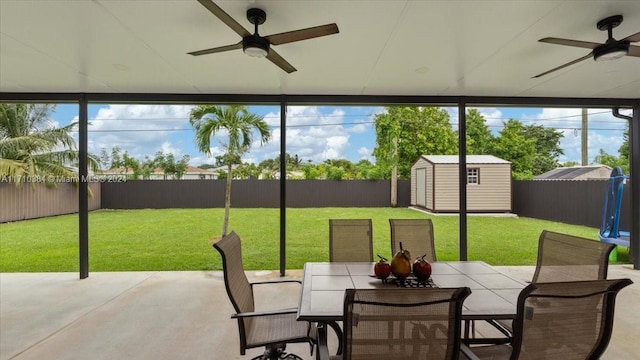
[485,230,616,341]
[317,287,471,360]
[461,278,633,360]
[213,231,316,360]
[329,219,373,262]
[531,230,615,283]
[389,218,436,262]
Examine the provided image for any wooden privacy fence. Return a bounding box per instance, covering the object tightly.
[1,182,101,223]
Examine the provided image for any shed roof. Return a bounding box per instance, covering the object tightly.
[420,155,511,165]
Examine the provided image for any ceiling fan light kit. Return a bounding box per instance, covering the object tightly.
[243,35,269,57]
[593,41,629,61]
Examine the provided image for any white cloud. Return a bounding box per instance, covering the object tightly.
[349,123,368,133]
[257,106,356,163]
[159,141,185,157]
[85,104,194,161]
[357,146,373,161]
[522,108,627,163]
[321,136,349,160]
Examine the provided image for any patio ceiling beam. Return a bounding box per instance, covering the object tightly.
[458,101,468,261]
[79,96,89,279]
[280,98,287,276]
[631,105,640,270]
[1,93,637,108]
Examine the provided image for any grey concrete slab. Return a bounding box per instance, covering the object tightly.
[1,266,638,360]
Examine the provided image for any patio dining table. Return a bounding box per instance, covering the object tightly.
[297,261,527,355]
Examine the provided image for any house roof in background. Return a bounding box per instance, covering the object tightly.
[534,165,613,180]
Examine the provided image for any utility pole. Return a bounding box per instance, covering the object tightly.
[390,136,398,207]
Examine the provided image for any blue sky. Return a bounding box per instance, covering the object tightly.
[52,103,630,169]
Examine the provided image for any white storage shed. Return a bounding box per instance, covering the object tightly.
[411,155,512,213]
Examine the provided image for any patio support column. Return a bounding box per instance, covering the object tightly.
[279,98,287,276]
[79,95,89,279]
[631,104,640,270]
[458,101,468,261]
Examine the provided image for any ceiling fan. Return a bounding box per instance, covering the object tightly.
[188,0,339,73]
[533,15,640,78]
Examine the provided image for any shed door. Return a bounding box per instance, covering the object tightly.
[416,168,426,207]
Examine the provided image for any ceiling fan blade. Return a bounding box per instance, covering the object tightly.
[266,49,297,73]
[188,42,242,56]
[532,53,593,79]
[265,23,339,45]
[628,45,640,57]
[622,32,640,43]
[197,0,251,38]
[539,37,601,49]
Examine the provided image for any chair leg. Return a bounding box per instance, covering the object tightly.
[252,344,304,360]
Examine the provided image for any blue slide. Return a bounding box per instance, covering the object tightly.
[599,167,630,247]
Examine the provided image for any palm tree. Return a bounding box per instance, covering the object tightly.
[190,105,271,237]
[0,103,98,185]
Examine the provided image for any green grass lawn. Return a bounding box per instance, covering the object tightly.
[0,208,629,272]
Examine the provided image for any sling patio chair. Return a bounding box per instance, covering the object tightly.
[389,218,437,262]
[485,229,617,341]
[461,278,633,360]
[317,287,472,360]
[531,230,616,283]
[213,231,316,360]
[329,219,373,262]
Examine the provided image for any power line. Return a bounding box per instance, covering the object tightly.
[83,109,629,124]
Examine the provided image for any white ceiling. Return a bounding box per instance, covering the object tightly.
[1,0,640,99]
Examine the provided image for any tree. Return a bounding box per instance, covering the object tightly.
[153,151,189,179]
[104,146,141,180]
[563,160,580,167]
[465,109,494,155]
[521,124,564,175]
[492,119,536,179]
[618,123,630,172]
[373,106,457,179]
[235,162,261,179]
[190,105,271,237]
[0,103,98,185]
[491,119,564,179]
[324,159,357,179]
[302,163,324,179]
[594,149,628,174]
[373,106,457,206]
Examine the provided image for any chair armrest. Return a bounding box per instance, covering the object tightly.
[231,308,297,319]
[460,344,482,360]
[250,279,302,287]
[316,326,331,360]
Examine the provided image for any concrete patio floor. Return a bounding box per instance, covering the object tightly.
[1,265,638,360]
